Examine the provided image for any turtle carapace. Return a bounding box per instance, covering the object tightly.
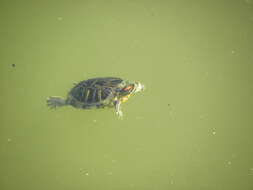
[47,77,145,117]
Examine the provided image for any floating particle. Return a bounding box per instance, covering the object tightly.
[212,128,216,135]
[11,64,16,67]
[57,17,63,21]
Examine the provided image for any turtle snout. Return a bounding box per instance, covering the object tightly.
[140,83,145,91]
[135,82,145,93]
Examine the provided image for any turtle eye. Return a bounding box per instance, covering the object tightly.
[123,85,134,92]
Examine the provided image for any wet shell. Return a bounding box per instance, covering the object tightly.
[67,77,123,108]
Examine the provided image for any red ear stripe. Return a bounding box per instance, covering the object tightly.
[123,85,134,91]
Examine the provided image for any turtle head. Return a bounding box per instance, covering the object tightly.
[119,81,145,97]
[132,82,145,93]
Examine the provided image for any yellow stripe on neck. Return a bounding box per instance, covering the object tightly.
[121,95,131,103]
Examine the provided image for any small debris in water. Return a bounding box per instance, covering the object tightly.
[93,119,97,123]
[231,50,236,54]
[225,161,232,167]
[168,104,170,106]
[170,180,174,185]
[11,64,16,67]
[80,168,90,176]
[57,17,63,21]
[212,128,216,135]
[7,138,12,142]
[107,172,113,175]
[111,159,117,163]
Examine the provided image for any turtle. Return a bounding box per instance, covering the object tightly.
[47,77,145,117]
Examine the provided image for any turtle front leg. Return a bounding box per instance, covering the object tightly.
[114,100,123,118]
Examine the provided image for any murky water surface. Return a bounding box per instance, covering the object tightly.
[1,1,253,190]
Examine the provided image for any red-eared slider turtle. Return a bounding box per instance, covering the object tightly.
[47,77,145,117]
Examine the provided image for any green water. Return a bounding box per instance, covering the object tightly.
[1,1,253,190]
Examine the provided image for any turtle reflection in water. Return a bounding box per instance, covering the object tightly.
[47,77,145,117]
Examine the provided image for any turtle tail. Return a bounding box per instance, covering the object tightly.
[47,96,67,109]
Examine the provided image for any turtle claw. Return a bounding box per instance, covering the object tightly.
[116,110,123,119]
[46,96,66,109]
[114,100,123,119]
[47,98,57,109]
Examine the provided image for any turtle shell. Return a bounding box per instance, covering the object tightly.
[67,77,123,108]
